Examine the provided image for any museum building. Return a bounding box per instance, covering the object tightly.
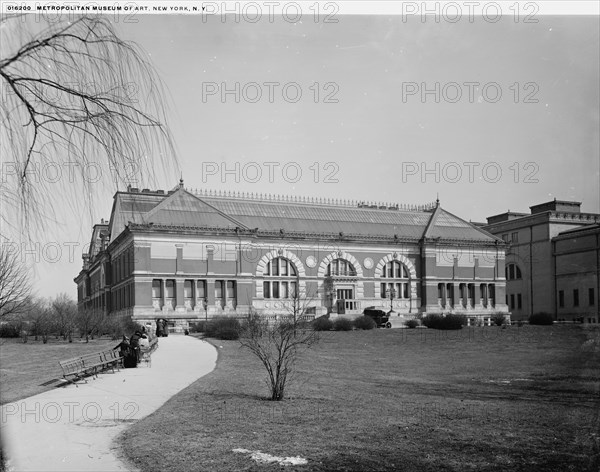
[74,181,509,331]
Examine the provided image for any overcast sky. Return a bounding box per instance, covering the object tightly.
[17,10,600,299]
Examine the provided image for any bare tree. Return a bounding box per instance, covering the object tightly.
[52,293,77,342]
[0,242,31,319]
[24,297,55,343]
[0,14,177,237]
[77,307,106,342]
[239,293,320,401]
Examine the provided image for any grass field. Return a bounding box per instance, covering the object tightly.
[119,325,599,472]
[0,337,117,404]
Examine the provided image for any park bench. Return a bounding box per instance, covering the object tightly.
[59,348,124,387]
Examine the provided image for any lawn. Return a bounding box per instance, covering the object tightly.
[119,324,599,471]
[0,337,118,404]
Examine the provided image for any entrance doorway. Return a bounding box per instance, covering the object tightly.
[336,288,354,314]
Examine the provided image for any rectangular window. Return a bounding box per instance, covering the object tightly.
[281,282,289,298]
[263,281,271,299]
[184,280,194,299]
[197,280,206,299]
[589,288,595,306]
[381,283,387,299]
[165,280,175,298]
[517,294,522,309]
[511,232,518,243]
[290,281,297,298]
[272,261,279,276]
[272,281,279,299]
[403,283,409,299]
[281,260,288,276]
[510,294,515,310]
[152,279,162,299]
[215,281,223,299]
[559,290,564,308]
[502,234,508,242]
[573,289,579,307]
[227,281,236,299]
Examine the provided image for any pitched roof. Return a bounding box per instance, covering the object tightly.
[108,187,499,244]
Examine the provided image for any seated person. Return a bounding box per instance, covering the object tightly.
[114,335,130,357]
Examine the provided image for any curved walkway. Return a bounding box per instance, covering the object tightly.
[1,335,217,472]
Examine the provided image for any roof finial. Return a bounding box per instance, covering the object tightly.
[179,174,184,189]
[436,193,440,206]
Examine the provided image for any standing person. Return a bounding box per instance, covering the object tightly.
[129,330,143,365]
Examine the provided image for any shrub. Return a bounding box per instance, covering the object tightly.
[422,314,442,329]
[312,316,333,331]
[492,313,506,326]
[353,315,376,330]
[205,317,241,340]
[189,321,207,333]
[529,312,554,325]
[422,313,465,330]
[0,322,22,338]
[405,319,419,329]
[333,318,353,331]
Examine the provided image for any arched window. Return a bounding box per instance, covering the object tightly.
[327,259,356,277]
[263,257,298,299]
[380,261,409,299]
[505,263,522,280]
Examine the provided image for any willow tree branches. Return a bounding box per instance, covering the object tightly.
[0,14,177,238]
[0,242,31,318]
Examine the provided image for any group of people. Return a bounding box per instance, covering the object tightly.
[114,325,153,368]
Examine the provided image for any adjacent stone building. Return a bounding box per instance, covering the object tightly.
[482,199,600,322]
[553,223,600,323]
[75,181,509,331]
